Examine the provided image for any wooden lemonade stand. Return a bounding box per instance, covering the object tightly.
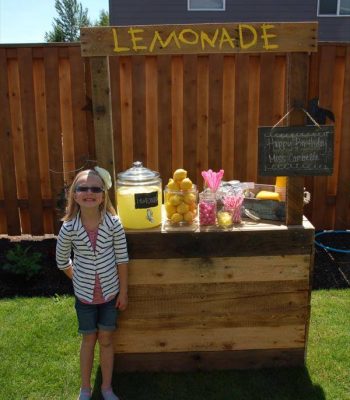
[80,22,322,371]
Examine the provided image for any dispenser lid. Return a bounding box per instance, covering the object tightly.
[117,161,160,183]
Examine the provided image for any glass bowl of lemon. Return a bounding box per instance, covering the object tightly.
[163,169,198,230]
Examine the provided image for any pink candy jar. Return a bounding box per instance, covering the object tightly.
[199,190,217,226]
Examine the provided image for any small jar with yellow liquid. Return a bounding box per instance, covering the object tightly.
[275,176,287,201]
[116,161,162,229]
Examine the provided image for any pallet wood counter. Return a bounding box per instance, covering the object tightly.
[114,218,314,372]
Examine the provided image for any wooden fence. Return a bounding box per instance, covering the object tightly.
[0,43,349,235]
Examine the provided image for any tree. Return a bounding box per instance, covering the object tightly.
[45,0,91,42]
[96,10,109,27]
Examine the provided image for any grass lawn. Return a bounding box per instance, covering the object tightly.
[0,289,349,400]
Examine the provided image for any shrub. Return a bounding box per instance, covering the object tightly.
[1,244,43,280]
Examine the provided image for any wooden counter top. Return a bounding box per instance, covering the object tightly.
[125,217,314,259]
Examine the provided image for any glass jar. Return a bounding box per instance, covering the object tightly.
[199,190,217,226]
[116,161,162,229]
[164,185,198,228]
[217,181,244,225]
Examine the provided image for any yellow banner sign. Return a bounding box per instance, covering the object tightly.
[81,22,317,57]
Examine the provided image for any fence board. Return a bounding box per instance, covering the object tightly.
[7,56,31,233]
[208,54,223,173]
[132,56,146,164]
[157,55,172,181]
[69,46,89,171]
[33,58,53,233]
[119,56,133,170]
[313,46,336,229]
[109,57,122,175]
[171,56,184,171]
[247,55,260,183]
[145,56,158,171]
[221,55,235,180]
[196,56,209,189]
[44,47,64,232]
[0,49,20,234]
[234,54,249,182]
[335,47,350,228]
[18,47,44,235]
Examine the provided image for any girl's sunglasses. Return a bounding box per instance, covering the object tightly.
[75,186,104,193]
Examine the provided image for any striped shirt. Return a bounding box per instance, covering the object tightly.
[56,211,129,303]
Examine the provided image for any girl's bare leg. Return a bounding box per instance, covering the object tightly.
[80,332,98,390]
[98,330,115,390]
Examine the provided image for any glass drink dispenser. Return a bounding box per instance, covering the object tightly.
[116,161,162,229]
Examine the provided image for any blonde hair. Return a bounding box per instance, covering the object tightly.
[61,169,116,222]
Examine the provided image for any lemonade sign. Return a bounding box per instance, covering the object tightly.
[81,22,317,56]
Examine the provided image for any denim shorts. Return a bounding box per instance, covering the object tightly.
[74,296,119,334]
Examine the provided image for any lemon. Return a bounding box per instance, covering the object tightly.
[218,211,232,227]
[167,178,180,191]
[184,192,196,204]
[165,202,176,217]
[169,194,182,206]
[177,202,190,214]
[171,213,183,224]
[189,202,197,212]
[183,211,194,222]
[173,168,187,181]
[180,178,193,190]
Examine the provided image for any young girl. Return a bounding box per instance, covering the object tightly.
[56,167,129,400]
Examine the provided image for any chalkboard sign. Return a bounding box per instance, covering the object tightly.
[258,125,334,176]
[134,191,159,209]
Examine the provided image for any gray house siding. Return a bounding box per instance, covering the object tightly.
[109,0,350,42]
[318,17,350,42]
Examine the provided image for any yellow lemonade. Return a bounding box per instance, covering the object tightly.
[116,185,162,229]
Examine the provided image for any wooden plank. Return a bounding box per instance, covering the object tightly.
[114,348,305,371]
[90,56,116,204]
[196,55,209,189]
[81,22,318,57]
[33,58,54,234]
[258,53,276,185]
[119,56,133,170]
[221,55,235,180]
[286,53,309,226]
[208,54,223,172]
[0,49,20,235]
[304,50,320,224]
[109,57,122,174]
[59,57,75,184]
[246,55,260,183]
[124,282,309,313]
[157,55,172,180]
[118,308,308,330]
[0,163,7,234]
[273,55,287,126]
[171,55,184,171]
[310,46,336,229]
[69,46,89,170]
[126,224,314,258]
[335,46,350,229]
[132,55,146,164]
[183,55,197,181]
[83,58,96,166]
[113,324,305,353]
[7,56,31,233]
[128,255,310,285]
[18,47,44,235]
[145,56,158,171]
[44,47,64,233]
[233,54,249,181]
